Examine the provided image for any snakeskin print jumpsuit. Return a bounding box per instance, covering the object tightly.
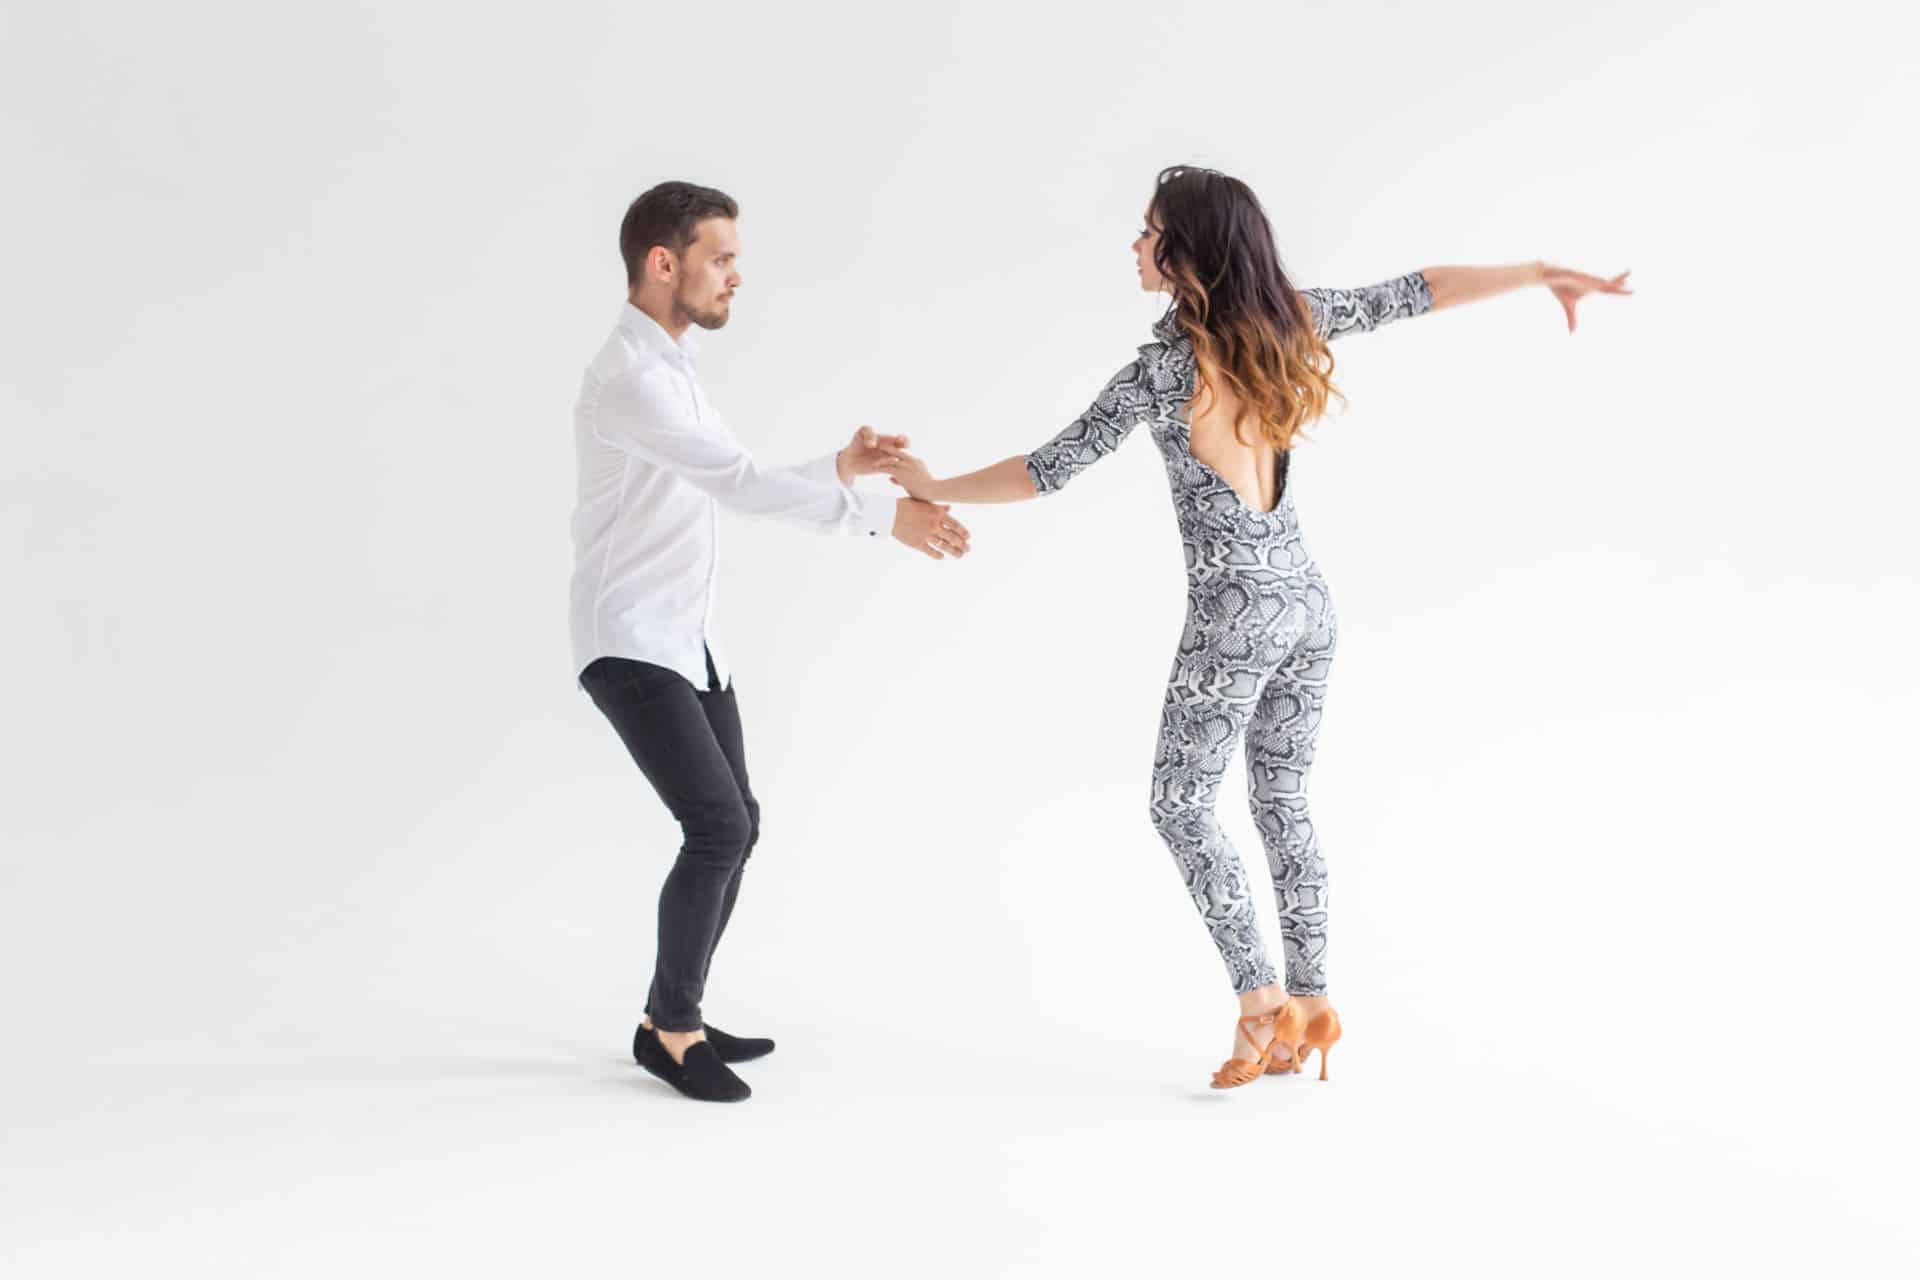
[1024,272,1432,995]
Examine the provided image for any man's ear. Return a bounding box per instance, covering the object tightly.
[647,245,676,282]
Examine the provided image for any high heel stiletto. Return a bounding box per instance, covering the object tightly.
[1265,1004,1342,1080]
[1210,1001,1305,1089]
[1296,1008,1342,1081]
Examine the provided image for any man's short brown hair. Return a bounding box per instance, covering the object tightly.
[619,181,739,286]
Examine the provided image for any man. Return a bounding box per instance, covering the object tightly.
[570,181,971,1102]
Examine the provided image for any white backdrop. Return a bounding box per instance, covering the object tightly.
[5,0,1916,1274]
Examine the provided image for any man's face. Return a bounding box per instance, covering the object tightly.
[672,217,742,330]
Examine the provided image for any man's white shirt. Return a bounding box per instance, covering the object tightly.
[569,303,893,689]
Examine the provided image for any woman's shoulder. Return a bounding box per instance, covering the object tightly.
[1131,307,1194,400]
[1139,305,1195,361]
[1144,304,1187,350]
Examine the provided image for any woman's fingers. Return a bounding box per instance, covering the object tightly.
[1577,268,1632,295]
[1545,267,1630,336]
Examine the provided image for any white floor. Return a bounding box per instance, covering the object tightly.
[4,978,1913,1277]
[10,627,1913,1275]
[9,678,1917,1276]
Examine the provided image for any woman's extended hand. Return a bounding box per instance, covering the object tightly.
[837,426,911,483]
[1542,265,1632,333]
[877,450,940,501]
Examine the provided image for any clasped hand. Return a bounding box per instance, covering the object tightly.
[837,426,969,561]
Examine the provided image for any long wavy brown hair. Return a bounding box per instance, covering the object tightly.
[1148,164,1343,452]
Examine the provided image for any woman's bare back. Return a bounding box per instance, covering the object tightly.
[1183,373,1282,514]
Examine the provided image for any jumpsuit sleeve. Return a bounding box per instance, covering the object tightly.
[1023,357,1156,497]
[1299,270,1434,342]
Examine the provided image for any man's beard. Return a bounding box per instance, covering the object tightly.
[677,292,731,331]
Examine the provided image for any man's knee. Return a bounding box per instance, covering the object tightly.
[739,794,761,862]
[683,797,754,865]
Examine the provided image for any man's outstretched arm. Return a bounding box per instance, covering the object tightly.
[594,374,970,556]
[594,367,887,535]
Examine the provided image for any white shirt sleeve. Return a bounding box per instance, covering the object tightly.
[785,451,896,539]
[593,367,890,537]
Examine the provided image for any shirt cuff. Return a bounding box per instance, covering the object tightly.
[854,488,894,539]
[805,449,891,537]
[802,450,844,490]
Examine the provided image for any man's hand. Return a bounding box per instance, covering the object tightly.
[892,497,970,560]
[837,426,910,485]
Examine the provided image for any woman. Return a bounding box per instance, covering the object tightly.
[879,164,1631,1088]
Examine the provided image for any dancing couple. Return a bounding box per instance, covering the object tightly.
[569,170,1629,1101]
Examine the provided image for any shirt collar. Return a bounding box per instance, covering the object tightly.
[618,302,701,367]
[1150,304,1184,344]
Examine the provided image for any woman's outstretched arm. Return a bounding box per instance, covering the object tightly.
[884,454,1037,504]
[879,356,1154,505]
[1419,262,1631,331]
[1304,263,1631,340]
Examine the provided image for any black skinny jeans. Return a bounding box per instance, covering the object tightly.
[581,646,760,1033]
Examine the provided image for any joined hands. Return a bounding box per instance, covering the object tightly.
[837,426,969,561]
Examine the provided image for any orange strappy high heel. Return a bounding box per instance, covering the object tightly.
[1267,1006,1342,1081]
[1210,1001,1305,1089]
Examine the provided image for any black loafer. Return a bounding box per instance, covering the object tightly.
[703,1023,775,1063]
[630,1024,751,1103]
[636,1019,774,1064]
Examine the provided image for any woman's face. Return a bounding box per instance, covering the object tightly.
[1133,205,1165,293]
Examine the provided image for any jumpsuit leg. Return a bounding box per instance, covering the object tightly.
[1244,595,1336,997]
[1147,609,1282,995]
